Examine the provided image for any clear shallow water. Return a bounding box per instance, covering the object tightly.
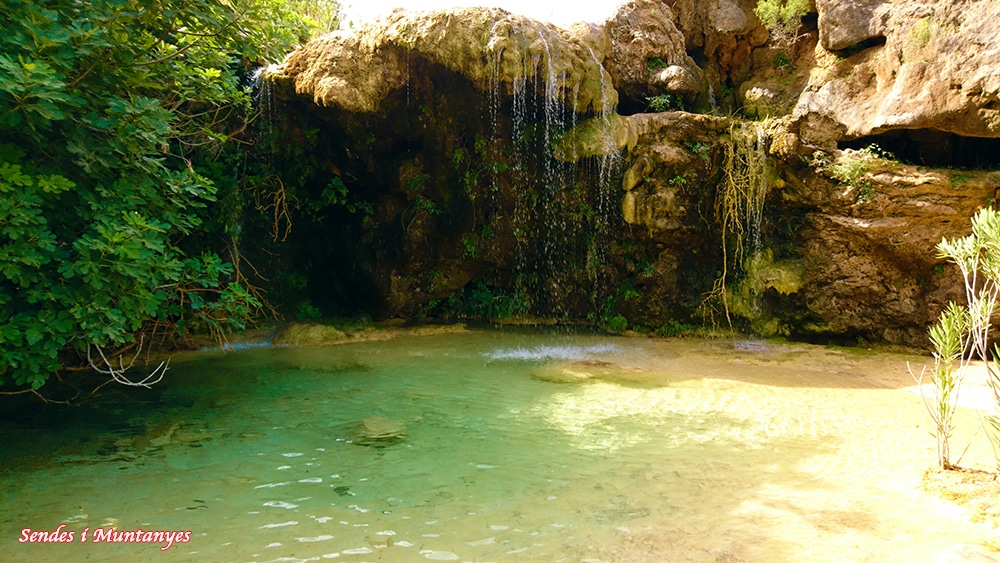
[0,329,993,562]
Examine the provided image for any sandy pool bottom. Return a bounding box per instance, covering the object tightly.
[0,330,998,562]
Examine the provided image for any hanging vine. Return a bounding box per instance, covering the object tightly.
[700,120,772,326]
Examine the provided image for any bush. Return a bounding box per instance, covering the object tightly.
[754,0,810,47]
[0,0,321,389]
[606,315,629,333]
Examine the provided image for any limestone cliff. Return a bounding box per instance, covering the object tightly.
[264,0,1000,346]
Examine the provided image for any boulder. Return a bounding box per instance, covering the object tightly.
[603,0,704,98]
[272,322,348,346]
[815,0,890,51]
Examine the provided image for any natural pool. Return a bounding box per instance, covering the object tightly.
[0,328,994,562]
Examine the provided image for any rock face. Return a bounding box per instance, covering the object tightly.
[799,0,1000,141]
[263,0,1000,347]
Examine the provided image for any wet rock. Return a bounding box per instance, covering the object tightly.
[272,322,348,346]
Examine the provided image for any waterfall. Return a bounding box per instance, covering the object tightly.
[248,66,276,143]
[480,14,621,321]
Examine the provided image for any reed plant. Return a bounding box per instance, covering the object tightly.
[910,302,966,469]
[919,207,1000,470]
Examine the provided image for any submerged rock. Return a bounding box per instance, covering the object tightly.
[351,416,406,445]
[532,360,646,384]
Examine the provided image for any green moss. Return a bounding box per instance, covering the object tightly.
[726,249,805,336]
[551,114,635,162]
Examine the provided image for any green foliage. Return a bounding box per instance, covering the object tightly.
[606,315,629,333]
[314,177,372,217]
[772,53,794,72]
[461,235,478,259]
[405,173,431,193]
[857,185,875,203]
[825,145,893,203]
[931,208,1000,471]
[656,319,697,337]
[646,58,668,71]
[296,300,323,320]
[0,0,320,388]
[686,142,711,160]
[465,281,529,320]
[591,280,640,333]
[754,0,810,29]
[414,195,441,216]
[646,94,684,112]
[754,0,810,47]
[910,19,933,50]
[291,0,342,38]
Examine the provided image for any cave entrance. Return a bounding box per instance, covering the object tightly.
[839,129,1000,168]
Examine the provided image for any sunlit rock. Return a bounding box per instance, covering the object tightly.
[603,0,704,99]
[799,0,1000,139]
[274,7,617,114]
[815,0,889,51]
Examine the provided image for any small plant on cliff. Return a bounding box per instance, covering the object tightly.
[646,94,683,112]
[461,235,478,258]
[772,53,794,73]
[646,58,669,71]
[825,145,893,203]
[754,0,810,48]
[686,141,711,160]
[606,315,629,333]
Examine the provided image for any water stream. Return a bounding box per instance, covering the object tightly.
[0,329,993,562]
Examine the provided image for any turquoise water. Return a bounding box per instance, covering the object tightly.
[0,329,992,561]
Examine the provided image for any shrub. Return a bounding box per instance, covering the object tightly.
[607,315,629,333]
[0,0,321,390]
[754,0,810,47]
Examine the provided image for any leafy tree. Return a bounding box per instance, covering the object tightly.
[0,0,329,390]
